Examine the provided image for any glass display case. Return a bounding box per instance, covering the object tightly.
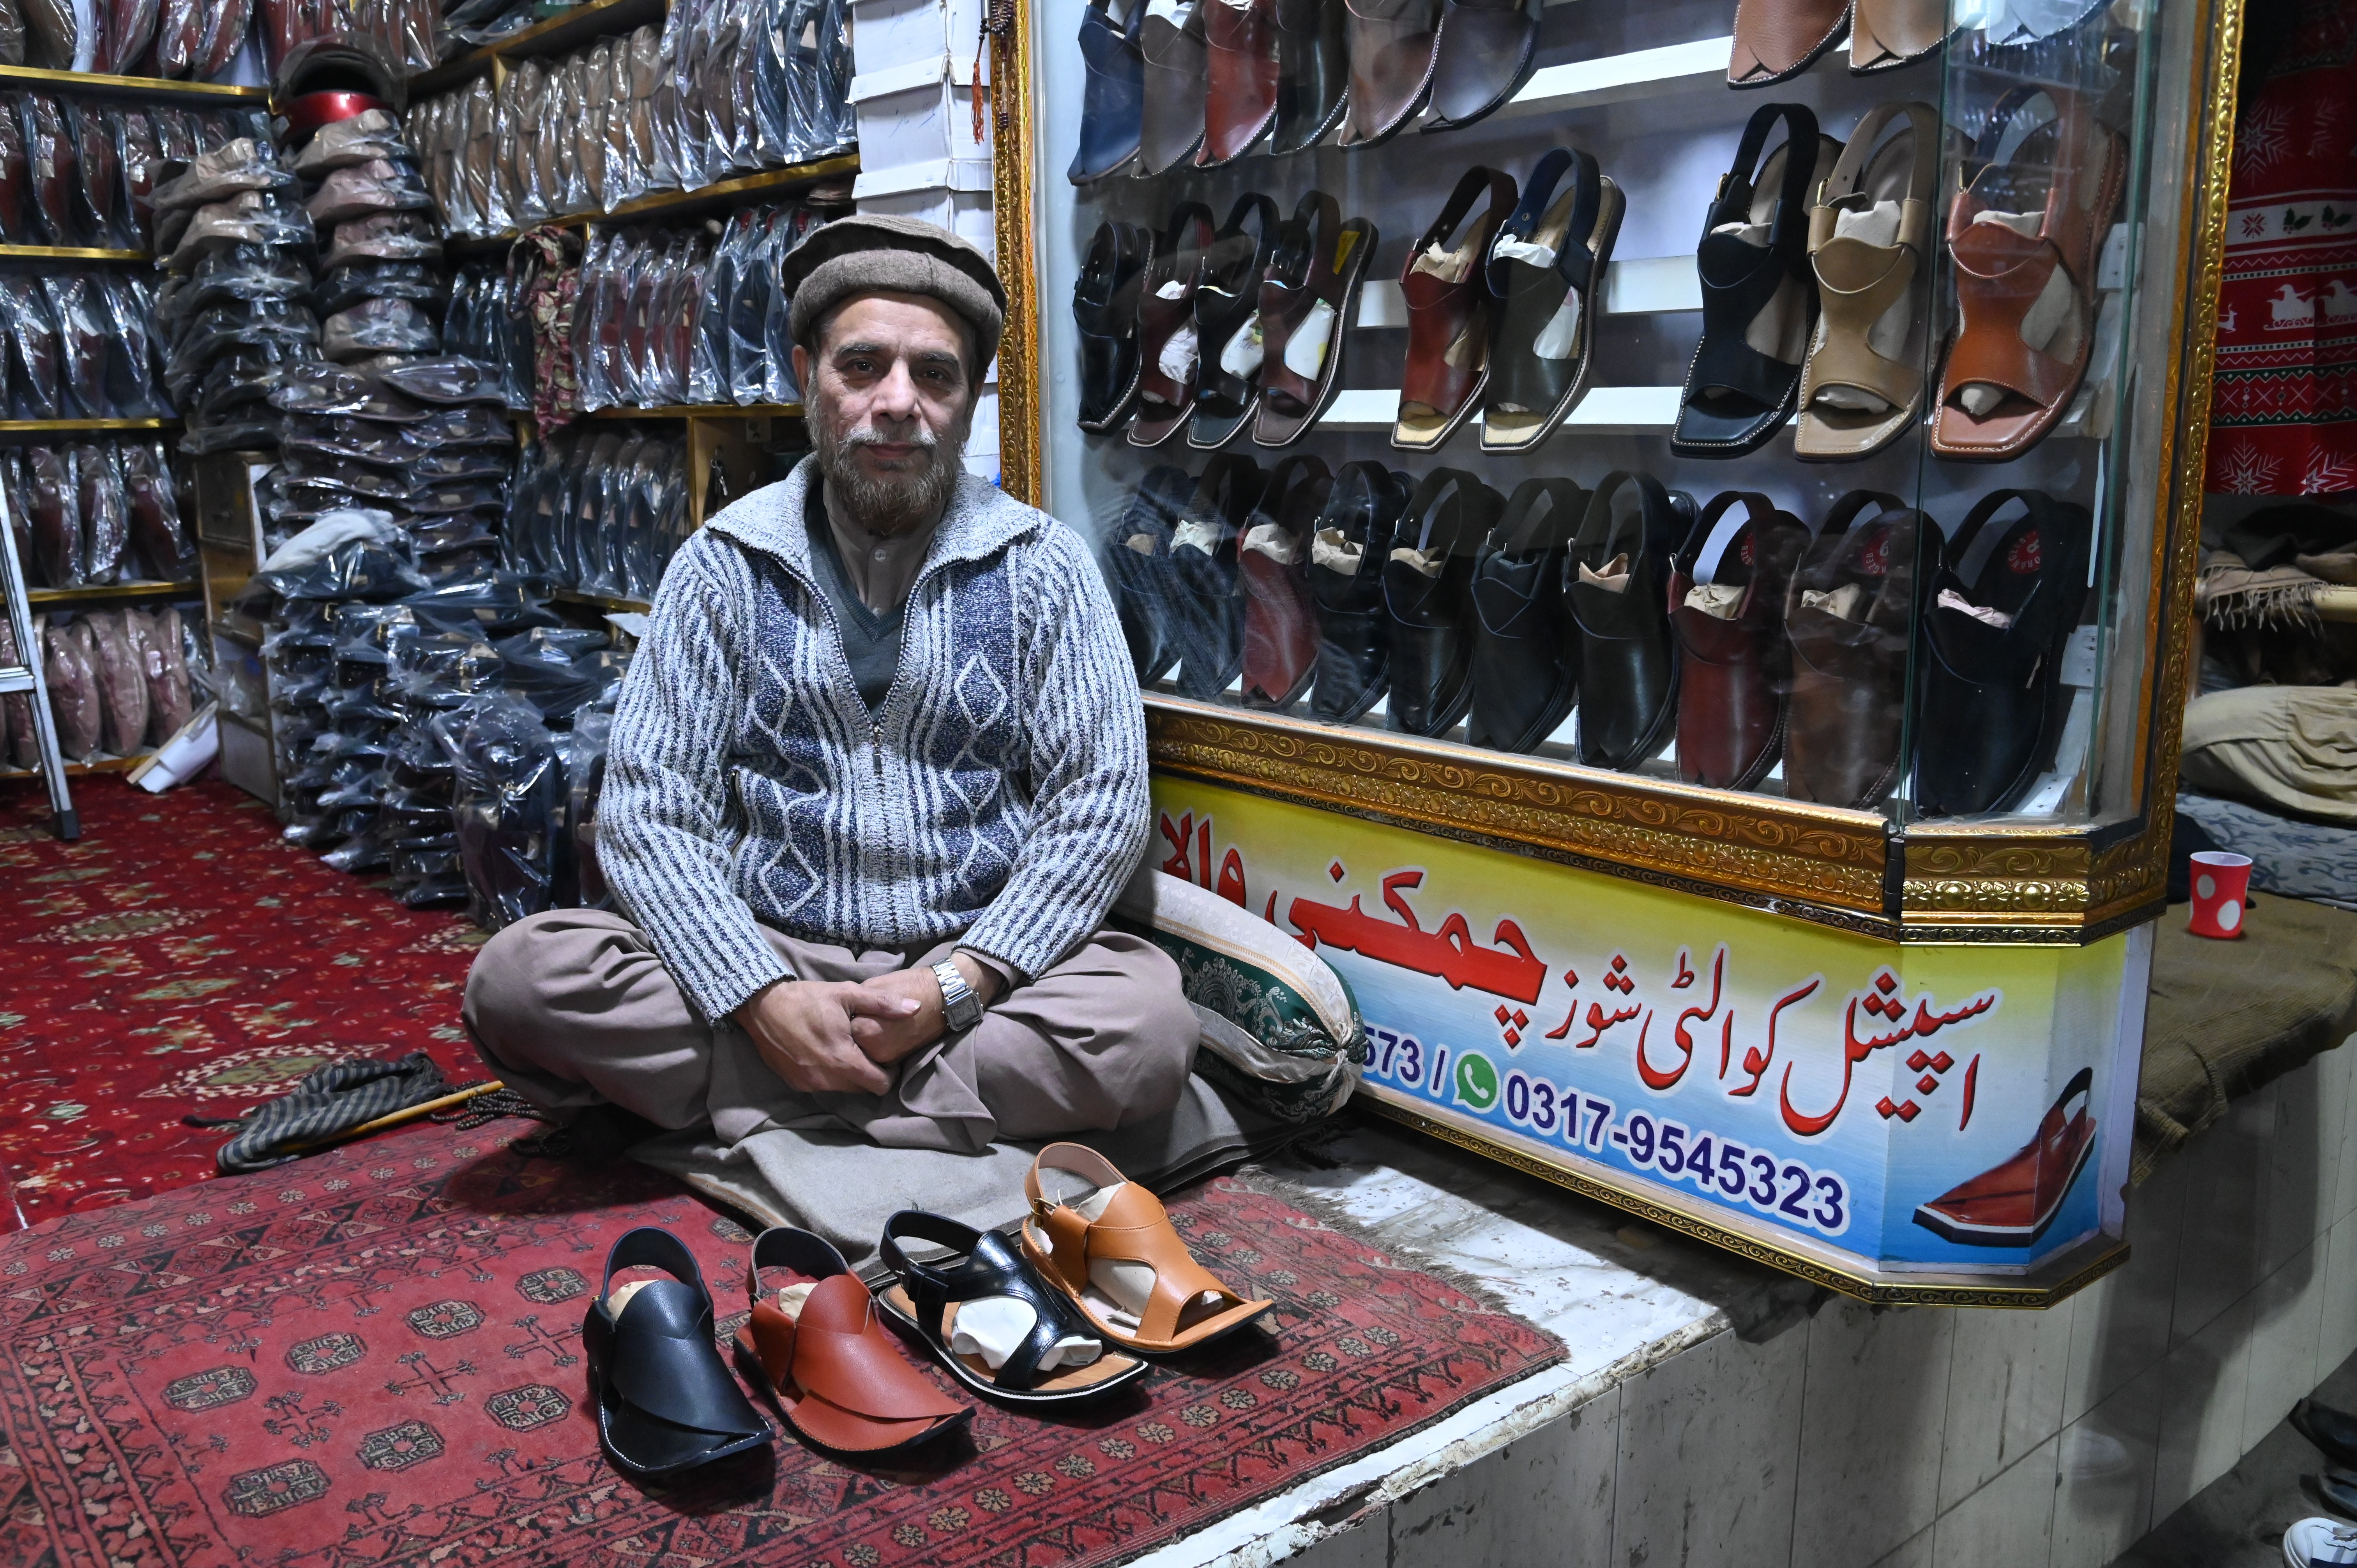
[986,0,2242,1301]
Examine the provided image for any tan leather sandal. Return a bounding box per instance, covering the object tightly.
[1793,100,1944,462]
[1019,1144,1276,1354]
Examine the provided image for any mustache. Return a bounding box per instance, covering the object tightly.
[838,423,940,452]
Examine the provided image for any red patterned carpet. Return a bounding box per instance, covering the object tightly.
[0,776,482,1222]
[0,1118,1562,1568]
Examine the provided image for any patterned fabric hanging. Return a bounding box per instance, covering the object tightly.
[2207,1,2357,495]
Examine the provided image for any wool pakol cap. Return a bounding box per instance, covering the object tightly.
[781,214,1007,372]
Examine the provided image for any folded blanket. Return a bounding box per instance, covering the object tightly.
[2178,685,2357,825]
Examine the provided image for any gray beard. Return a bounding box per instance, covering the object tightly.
[809,402,972,538]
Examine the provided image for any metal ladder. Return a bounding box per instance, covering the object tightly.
[0,486,76,841]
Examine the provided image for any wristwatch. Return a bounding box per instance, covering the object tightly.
[932,960,984,1032]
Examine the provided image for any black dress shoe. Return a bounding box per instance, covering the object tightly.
[1914,489,2089,817]
[1383,468,1499,737]
[2320,1466,2357,1520]
[2295,1400,2357,1470]
[1270,0,1348,154]
[1468,475,1583,752]
[1168,454,1268,699]
[1307,461,1412,723]
[1076,220,1153,433]
[1108,465,1195,682]
[1567,471,1693,770]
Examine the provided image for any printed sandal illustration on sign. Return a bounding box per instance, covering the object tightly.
[1913,489,2092,818]
[1336,0,1440,148]
[1793,100,1946,463]
[1019,1144,1276,1354]
[1130,202,1217,449]
[1254,191,1378,448]
[1393,164,1517,451]
[1189,192,1284,450]
[1849,0,1947,72]
[1912,1067,2097,1247]
[875,1210,1150,1405]
[582,1227,772,1479]
[1200,0,1281,167]
[733,1227,969,1457]
[1929,87,2125,462]
[1671,103,1840,460]
[1076,219,1155,434]
[1480,145,1622,454]
[1071,0,1147,184]
[1238,454,1334,708]
[1668,490,1810,791]
[1728,0,1849,88]
[1140,0,1211,176]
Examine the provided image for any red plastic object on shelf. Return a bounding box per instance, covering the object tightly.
[278,91,389,142]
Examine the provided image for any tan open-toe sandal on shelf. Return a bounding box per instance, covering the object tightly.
[1019,1144,1276,1355]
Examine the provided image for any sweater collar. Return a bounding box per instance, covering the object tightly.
[705,454,1037,586]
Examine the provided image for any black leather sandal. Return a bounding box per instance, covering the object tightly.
[582,1227,772,1480]
[1190,192,1284,450]
[1467,475,1584,752]
[1383,467,1500,737]
[1076,219,1154,434]
[1168,453,1269,699]
[1306,460,1413,723]
[1670,103,1836,459]
[875,1211,1150,1406]
[1481,146,1621,453]
[1566,471,1694,770]
[1109,464,1195,683]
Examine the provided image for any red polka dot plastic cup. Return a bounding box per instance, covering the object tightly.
[2186,851,2253,939]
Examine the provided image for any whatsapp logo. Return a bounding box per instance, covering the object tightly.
[1454,1051,1500,1111]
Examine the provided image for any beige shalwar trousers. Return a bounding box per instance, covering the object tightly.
[462,909,1200,1155]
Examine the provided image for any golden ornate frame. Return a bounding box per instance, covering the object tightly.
[988,0,2242,952]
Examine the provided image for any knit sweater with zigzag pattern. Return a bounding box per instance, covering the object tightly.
[599,457,1150,1022]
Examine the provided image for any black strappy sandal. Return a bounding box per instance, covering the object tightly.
[1670,103,1834,460]
[1168,453,1269,700]
[874,1211,1150,1407]
[1109,464,1195,683]
[1190,192,1285,450]
[1481,145,1622,453]
[1076,219,1154,434]
[582,1227,772,1480]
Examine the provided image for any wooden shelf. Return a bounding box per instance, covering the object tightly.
[29,581,200,605]
[0,417,177,435]
[0,64,267,101]
[588,403,802,420]
[412,0,668,94]
[552,586,652,613]
[0,244,148,261]
[0,750,152,782]
[445,155,858,247]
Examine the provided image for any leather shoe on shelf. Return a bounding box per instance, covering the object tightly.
[1729,0,1850,88]
[1467,474,1583,752]
[1794,100,1944,462]
[1781,489,1932,810]
[1930,87,2125,462]
[1130,202,1216,449]
[1850,0,1947,73]
[1071,0,1147,183]
[1168,454,1268,699]
[1422,0,1537,133]
[1481,145,1622,452]
[1140,0,1210,176]
[1394,164,1517,451]
[1336,0,1440,148]
[1190,192,1284,450]
[1306,460,1413,723]
[1201,0,1282,166]
[1075,219,1154,434]
[1270,0,1349,154]
[1566,470,1693,770]
[1240,454,1334,708]
[2295,1401,2357,1472]
[733,1226,969,1457]
[1668,490,1809,790]
[1914,488,2090,818]
[1108,465,1196,682]
[1671,102,1841,459]
[1384,468,1501,736]
[1256,191,1378,447]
